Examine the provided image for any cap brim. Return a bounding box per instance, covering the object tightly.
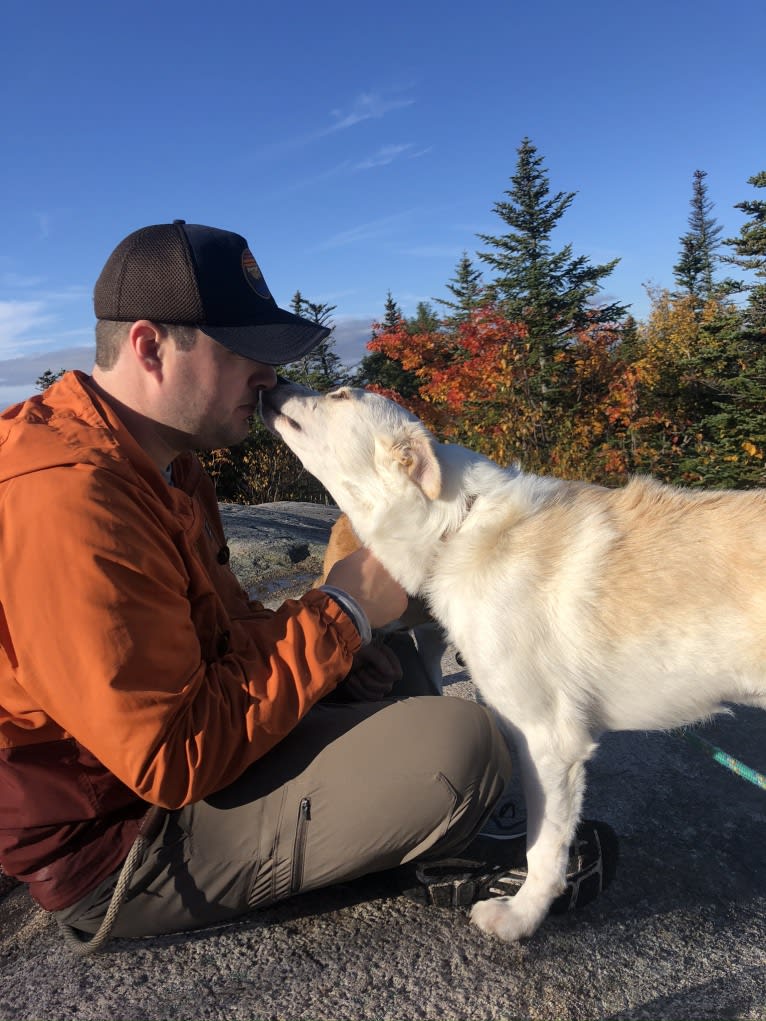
[198,310,330,365]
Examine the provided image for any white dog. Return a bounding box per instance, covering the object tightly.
[261,381,766,942]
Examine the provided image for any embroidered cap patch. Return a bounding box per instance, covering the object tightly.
[242,248,273,301]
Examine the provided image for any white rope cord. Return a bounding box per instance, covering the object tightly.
[58,807,164,956]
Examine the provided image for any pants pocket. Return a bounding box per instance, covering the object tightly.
[290,796,312,894]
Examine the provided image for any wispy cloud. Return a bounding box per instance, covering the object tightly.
[0,275,91,351]
[0,345,93,384]
[331,315,375,367]
[399,243,464,259]
[34,212,51,240]
[0,300,54,358]
[270,140,430,198]
[0,344,94,407]
[0,272,47,289]
[313,212,414,252]
[323,91,415,135]
[352,143,431,171]
[256,88,416,163]
[266,159,353,198]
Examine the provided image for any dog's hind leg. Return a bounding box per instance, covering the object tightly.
[470,720,597,941]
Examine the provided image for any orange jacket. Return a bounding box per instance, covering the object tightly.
[0,372,359,909]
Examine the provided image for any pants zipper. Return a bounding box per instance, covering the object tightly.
[291,797,311,894]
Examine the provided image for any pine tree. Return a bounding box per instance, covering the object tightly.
[35,368,66,391]
[352,292,420,396]
[722,171,766,338]
[477,137,627,348]
[287,292,346,388]
[678,305,766,487]
[406,301,440,334]
[476,136,626,452]
[616,315,642,363]
[435,252,484,324]
[690,169,766,486]
[380,290,403,331]
[673,235,706,302]
[673,169,722,303]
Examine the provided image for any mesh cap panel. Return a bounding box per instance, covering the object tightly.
[94,224,204,323]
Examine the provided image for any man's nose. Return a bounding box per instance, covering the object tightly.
[248,363,278,391]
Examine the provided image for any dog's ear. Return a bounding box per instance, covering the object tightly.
[391,434,442,500]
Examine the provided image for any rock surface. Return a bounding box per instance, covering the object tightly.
[219,500,341,604]
[1,502,765,1021]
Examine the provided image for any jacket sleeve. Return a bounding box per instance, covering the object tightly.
[1,466,361,808]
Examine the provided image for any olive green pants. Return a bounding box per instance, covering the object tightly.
[55,693,511,939]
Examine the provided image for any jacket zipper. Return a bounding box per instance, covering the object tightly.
[291,797,311,894]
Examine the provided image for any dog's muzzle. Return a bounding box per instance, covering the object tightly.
[259,383,305,433]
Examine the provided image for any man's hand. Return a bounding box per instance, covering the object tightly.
[329,637,404,702]
[324,548,408,629]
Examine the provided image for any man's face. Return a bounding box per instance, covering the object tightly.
[161,330,277,450]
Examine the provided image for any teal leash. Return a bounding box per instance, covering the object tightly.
[676,729,766,791]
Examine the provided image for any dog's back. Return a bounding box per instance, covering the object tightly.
[428,470,766,733]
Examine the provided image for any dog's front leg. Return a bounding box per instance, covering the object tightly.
[470,720,595,941]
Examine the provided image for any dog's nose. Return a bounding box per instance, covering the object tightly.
[258,389,276,414]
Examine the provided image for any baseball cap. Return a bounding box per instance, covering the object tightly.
[93,220,330,365]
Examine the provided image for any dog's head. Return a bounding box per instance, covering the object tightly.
[260,382,442,521]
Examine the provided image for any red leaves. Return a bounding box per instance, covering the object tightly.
[363,293,764,486]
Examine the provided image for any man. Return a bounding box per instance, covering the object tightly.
[0,222,613,950]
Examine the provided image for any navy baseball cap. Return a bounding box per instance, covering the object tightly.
[93,220,329,364]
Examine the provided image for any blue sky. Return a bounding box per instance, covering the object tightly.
[2,0,765,407]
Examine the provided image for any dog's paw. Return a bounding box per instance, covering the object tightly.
[470,896,541,942]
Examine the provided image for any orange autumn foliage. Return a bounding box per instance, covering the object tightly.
[368,306,638,480]
[366,290,765,488]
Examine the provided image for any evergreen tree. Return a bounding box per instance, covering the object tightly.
[477,137,627,348]
[287,292,347,387]
[380,290,403,331]
[678,305,766,487]
[673,235,706,302]
[476,136,626,457]
[35,368,66,391]
[673,169,722,303]
[435,252,485,324]
[406,301,440,334]
[722,171,766,338]
[352,292,420,396]
[616,315,642,364]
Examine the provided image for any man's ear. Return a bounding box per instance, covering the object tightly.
[129,320,165,378]
[391,433,442,500]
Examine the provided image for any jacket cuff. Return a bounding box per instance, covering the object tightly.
[301,589,365,653]
[317,586,372,646]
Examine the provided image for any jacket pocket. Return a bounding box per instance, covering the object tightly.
[290,797,311,894]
